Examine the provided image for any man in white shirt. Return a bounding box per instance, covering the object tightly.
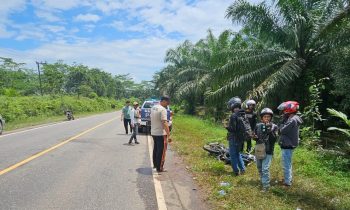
[150,96,172,173]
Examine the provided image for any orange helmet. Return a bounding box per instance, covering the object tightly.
[277,101,299,114]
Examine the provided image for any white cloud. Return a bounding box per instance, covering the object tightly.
[42,25,66,33]
[83,24,96,32]
[114,0,238,41]
[109,21,150,33]
[74,13,101,22]
[0,0,26,37]
[0,0,26,18]
[31,0,87,10]
[0,37,178,81]
[95,1,123,14]
[0,25,16,38]
[0,0,266,81]
[35,10,61,22]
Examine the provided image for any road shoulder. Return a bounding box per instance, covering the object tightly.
[158,145,210,210]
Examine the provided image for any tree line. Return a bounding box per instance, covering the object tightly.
[0,57,156,100]
[155,0,350,116]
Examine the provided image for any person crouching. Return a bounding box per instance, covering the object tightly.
[254,108,278,192]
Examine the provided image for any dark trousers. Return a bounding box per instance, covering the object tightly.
[152,135,167,172]
[243,139,252,153]
[123,118,132,134]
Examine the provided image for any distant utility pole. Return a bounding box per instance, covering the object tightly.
[36,61,47,96]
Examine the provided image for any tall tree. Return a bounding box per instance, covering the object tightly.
[207,0,350,107]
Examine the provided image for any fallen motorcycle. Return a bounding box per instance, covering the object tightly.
[203,142,256,166]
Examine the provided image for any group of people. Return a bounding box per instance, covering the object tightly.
[121,95,303,190]
[121,97,172,173]
[226,97,302,192]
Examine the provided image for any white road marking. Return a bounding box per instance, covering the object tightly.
[147,135,168,210]
[0,112,119,139]
[0,120,73,138]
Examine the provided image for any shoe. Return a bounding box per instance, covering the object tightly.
[283,183,291,188]
[157,169,167,173]
[240,170,246,175]
[128,141,132,145]
[135,141,140,144]
[234,172,239,176]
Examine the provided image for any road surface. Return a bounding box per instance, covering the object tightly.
[0,112,158,210]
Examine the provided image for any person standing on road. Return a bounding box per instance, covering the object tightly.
[226,97,252,176]
[151,96,172,173]
[129,102,141,145]
[277,101,303,187]
[121,100,132,134]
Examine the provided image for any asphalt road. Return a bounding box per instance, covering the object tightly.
[0,112,158,210]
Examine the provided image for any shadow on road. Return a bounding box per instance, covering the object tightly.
[136,167,153,176]
[122,143,135,146]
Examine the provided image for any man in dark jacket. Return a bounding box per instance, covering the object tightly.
[277,101,303,187]
[226,97,252,176]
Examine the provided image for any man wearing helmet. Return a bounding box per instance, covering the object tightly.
[253,108,278,192]
[244,99,257,153]
[277,101,303,187]
[225,97,252,176]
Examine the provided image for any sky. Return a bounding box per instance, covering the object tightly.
[0,0,263,81]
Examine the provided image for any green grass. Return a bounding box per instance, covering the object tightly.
[171,115,350,210]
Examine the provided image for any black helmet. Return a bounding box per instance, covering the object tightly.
[260,108,274,117]
[227,97,242,110]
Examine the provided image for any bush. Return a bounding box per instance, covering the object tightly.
[0,95,122,123]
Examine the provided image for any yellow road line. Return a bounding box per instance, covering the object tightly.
[0,118,116,176]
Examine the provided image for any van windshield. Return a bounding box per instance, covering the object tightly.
[143,101,159,108]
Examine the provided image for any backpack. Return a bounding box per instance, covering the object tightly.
[236,112,252,141]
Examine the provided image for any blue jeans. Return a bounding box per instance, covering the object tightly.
[282,149,294,185]
[129,124,139,142]
[229,139,245,174]
[256,154,273,188]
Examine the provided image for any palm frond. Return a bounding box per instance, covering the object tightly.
[327,127,350,137]
[176,80,199,98]
[310,4,350,48]
[226,0,286,45]
[213,49,293,83]
[327,108,350,126]
[206,57,289,103]
[248,58,305,106]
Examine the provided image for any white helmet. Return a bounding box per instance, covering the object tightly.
[260,108,274,117]
[246,100,256,107]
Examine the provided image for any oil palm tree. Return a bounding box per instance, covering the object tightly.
[207,0,350,106]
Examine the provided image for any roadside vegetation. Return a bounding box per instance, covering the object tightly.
[171,115,350,210]
[154,1,350,209]
[0,95,128,131]
[0,57,154,131]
